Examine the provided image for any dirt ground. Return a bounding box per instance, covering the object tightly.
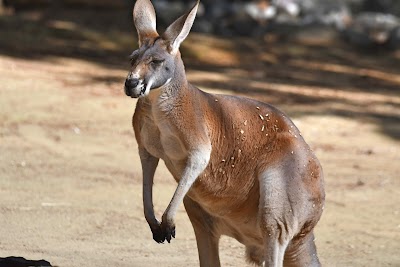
[0,8,400,267]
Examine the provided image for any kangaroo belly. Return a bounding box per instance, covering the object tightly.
[188,166,259,216]
[188,174,264,246]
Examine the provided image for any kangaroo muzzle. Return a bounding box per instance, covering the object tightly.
[124,78,145,98]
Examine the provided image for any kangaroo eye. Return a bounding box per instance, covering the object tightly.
[129,57,137,65]
[151,59,164,65]
[129,50,139,64]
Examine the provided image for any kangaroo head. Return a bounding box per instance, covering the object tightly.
[125,0,199,98]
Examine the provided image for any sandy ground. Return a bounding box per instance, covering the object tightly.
[1,9,400,267]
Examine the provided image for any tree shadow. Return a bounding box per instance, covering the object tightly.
[0,7,399,140]
[182,35,400,140]
[0,7,135,66]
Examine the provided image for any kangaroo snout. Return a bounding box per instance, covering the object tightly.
[124,78,144,98]
[125,78,139,89]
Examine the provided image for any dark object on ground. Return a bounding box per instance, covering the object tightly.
[341,12,400,48]
[0,257,52,267]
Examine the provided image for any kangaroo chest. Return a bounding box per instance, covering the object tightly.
[139,113,188,164]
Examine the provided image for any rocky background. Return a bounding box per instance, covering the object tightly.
[2,0,400,49]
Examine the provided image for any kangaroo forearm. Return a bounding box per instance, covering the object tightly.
[140,149,159,226]
[163,146,211,222]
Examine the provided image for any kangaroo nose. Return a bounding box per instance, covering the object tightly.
[124,78,140,96]
[125,78,139,89]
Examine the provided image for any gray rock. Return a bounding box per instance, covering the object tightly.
[341,12,400,47]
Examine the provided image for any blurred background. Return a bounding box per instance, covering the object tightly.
[0,0,399,266]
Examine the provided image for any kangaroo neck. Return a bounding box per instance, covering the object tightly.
[164,58,189,98]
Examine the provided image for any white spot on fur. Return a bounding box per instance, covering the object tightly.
[163,77,172,87]
[143,77,154,96]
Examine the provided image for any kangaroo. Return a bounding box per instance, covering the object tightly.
[125,0,325,266]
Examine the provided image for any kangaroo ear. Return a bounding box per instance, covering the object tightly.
[162,1,199,54]
[133,0,159,46]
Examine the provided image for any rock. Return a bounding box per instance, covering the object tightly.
[300,0,352,30]
[0,257,52,267]
[341,12,400,47]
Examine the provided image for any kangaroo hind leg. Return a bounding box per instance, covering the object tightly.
[284,231,321,267]
[183,196,221,267]
[258,167,296,267]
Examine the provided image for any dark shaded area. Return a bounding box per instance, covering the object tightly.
[184,33,400,140]
[0,8,135,66]
[0,7,399,140]
[0,257,52,267]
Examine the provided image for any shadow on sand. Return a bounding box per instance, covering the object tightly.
[0,7,399,140]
